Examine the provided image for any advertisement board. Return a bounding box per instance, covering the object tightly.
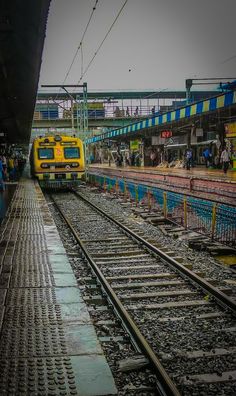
[225,122,236,137]
[130,139,141,150]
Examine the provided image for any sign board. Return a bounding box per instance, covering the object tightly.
[161,130,172,138]
[88,103,104,109]
[130,139,141,150]
[225,122,236,137]
[152,136,165,145]
[196,128,203,137]
[74,102,104,109]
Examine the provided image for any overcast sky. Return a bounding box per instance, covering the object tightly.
[39,0,236,92]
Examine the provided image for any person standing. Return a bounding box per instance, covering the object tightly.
[203,147,210,168]
[108,150,112,166]
[125,151,130,166]
[131,151,135,166]
[98,147,103,164]
[220,147,230,174]
[185,148,193,170]
[0,157,5,190]
[150,150,156,167]
[2,154,7,180]
[8,156,14,181]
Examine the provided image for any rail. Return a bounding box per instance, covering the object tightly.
[49,188,236,396]
[50,193,181,396]
[73,189,236,314]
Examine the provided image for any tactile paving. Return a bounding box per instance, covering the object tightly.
[19,223,45,234]
[3,304,64,327]
[10,251,50,272]
[10,269,52,287]
[6,287,58,306]
[0,356,79,396]
[0,324,69,357]
[0,289,6,305]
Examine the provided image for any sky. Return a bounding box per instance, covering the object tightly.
[39,0,236,92]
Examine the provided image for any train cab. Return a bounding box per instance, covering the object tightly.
[30,134,85,187]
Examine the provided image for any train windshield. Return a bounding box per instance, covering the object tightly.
[38,148,54,159]
[64,147,80,159]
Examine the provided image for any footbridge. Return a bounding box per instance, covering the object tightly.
[32,89,217,130]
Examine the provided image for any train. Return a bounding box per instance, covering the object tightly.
[30,134,85,188]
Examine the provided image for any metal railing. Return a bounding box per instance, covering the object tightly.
[88,173,236,246]
[33,104,163,121]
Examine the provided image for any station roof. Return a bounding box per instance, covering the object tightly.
[86,90,236,144]
[0,1,50,144]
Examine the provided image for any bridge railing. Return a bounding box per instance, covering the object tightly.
[33,104,162,121]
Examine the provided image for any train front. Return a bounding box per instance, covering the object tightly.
[31,135,85,188]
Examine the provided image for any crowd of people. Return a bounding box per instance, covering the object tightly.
[0,153,26,190]
[149,145,231,174]
[90,143,232,176]
[114,150,141,167]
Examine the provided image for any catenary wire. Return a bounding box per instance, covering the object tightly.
[78,0,129,84]
[63,0,99,85]
[53,0,99,101]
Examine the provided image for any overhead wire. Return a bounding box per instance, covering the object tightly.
[53,0,99,101]
[63,0,99,85]
[78,0,129,84]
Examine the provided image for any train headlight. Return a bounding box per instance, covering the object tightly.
[41,163,50,168]
[71,162,79,167]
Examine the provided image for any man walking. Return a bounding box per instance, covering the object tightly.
[220,147,230,174]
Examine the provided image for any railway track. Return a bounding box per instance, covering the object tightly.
[49,189,236,396]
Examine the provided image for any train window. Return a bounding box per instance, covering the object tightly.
[64,147,80,159]
[38,148,54,159]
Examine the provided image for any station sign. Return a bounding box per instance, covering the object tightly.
[161,130,172,138]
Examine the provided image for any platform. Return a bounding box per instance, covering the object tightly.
[0,178,117,395]
[88,164,236,205]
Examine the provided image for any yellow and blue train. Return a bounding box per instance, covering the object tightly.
[30,134,85,187]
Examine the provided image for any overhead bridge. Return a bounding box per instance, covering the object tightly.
[33,90,218,131]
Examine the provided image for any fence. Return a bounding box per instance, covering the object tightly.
[88,173,236,246]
